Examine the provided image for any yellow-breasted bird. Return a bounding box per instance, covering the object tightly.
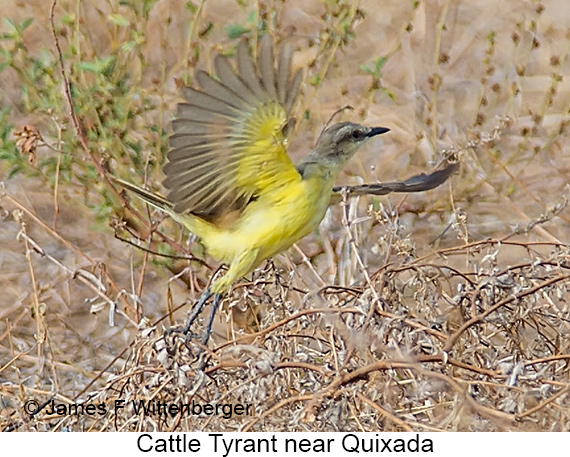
[114,36,457,345]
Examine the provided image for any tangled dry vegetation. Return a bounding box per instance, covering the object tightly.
[1,0,570,432]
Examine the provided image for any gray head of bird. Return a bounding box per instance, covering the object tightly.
[300,122,390,175]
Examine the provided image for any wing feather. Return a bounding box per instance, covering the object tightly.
[194,71,248,109]
[180,87,239,115]
[163,148,219,170]
[235,39,267,101]
[285,68,302,113]
[165,159,239,191]
[258,35,277,99]
[214,55,258,105]
[168,135,232,151]
[276,42,292,105]
[176,104,237,124]
[163,36,303,221]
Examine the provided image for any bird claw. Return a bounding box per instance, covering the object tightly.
[162,290,222,362]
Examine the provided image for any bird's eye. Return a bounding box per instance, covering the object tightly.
[350,130,364,141]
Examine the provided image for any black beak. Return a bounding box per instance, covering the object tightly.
[367,127,390,137]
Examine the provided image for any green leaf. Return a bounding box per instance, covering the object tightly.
[21,17,34,31]
[3,18,17,34]
[381,87,396,101]
[185,1,198,14]
[61,13,76,25]
[108,13,130,27]
[225,23,249,39]
[122,41,136,53]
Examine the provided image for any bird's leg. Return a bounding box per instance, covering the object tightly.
[200,293,222,346]
[164,288,212,343]
[167,250,258,351]
[194,293,222,371]
[182,288,213,334]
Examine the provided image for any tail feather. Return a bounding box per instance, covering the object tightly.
[112,177,173,213]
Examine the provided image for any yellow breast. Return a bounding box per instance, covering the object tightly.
[196,175,332,268]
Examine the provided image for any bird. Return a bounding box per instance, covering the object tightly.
[113,35,457,346]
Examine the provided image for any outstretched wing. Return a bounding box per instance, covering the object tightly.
[163,36,303,223]
[331,161,459,201]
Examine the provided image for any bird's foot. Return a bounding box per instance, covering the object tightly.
[162,290,222,364]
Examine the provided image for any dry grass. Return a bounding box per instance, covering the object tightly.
[1,0,570,431]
